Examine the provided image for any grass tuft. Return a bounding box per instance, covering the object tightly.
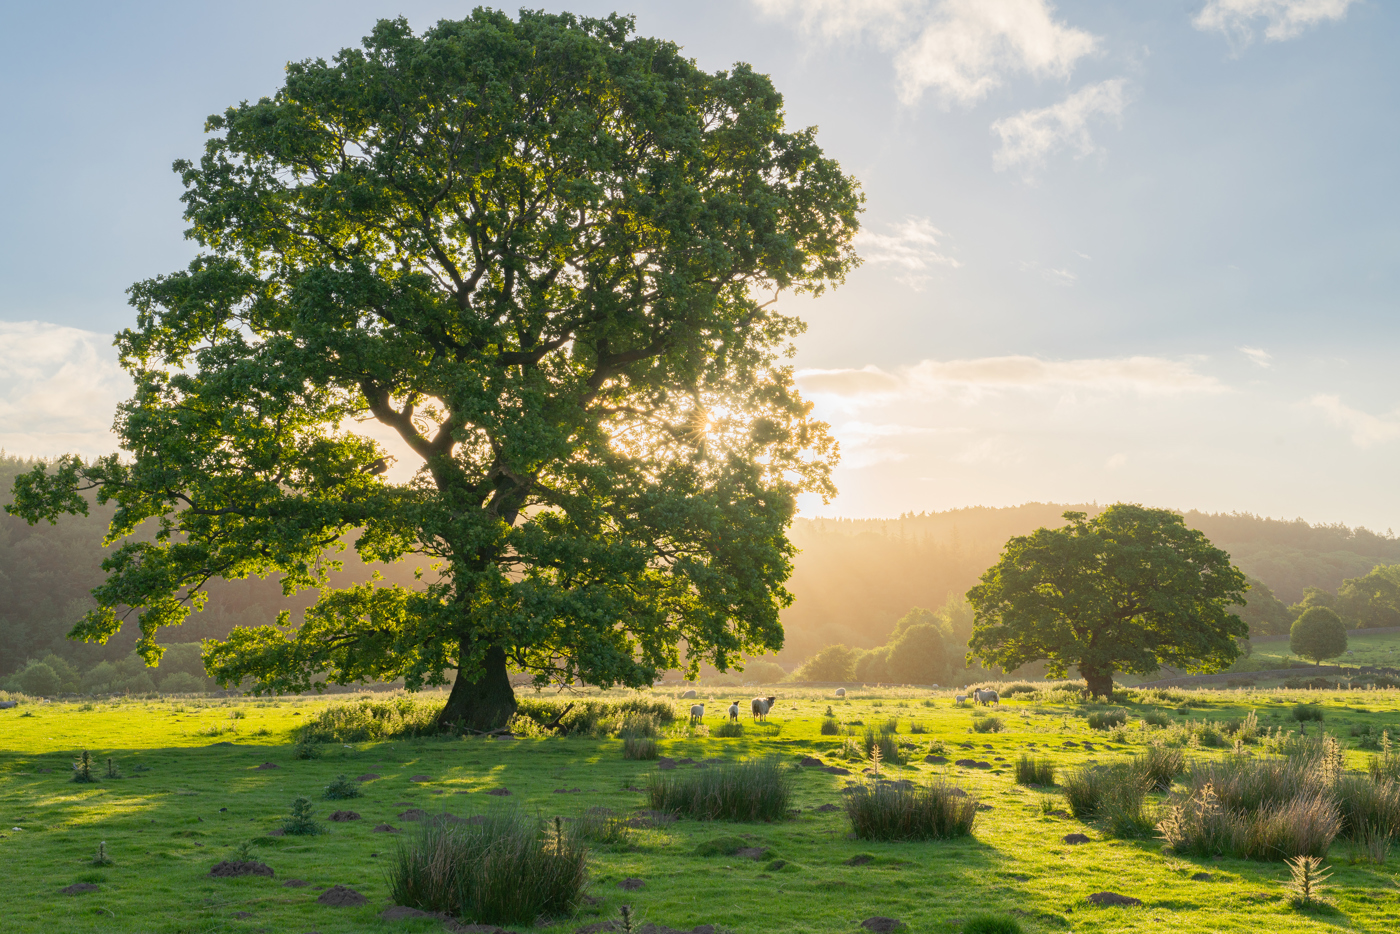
[819,717,840,736]
[646,758,792,822]
[389,811,587,925]
[844,780,978,841]
[963,913,1024,934]
[1014,755,1055,787]
[623,736,658,760]
[322,774,362,800]
[714,720,744,738]
[972,716,1005,734]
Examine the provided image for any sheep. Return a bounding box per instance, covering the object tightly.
[751,696,777,721]
[690,703,705,725]
[728,701,740,721]
[0,700,16,709]
[973,688,1000,706]
[682,689,698,699]
[835,688,846,698]
[955,694,967,705]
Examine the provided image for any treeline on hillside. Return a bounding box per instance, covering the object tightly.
[776,504,1400,667]
[0,453,424,682]
[1237,565,1400,636]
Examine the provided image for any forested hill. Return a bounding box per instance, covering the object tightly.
[776,504,1400,666]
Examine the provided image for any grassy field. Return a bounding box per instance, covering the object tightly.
[1248,629,1400,671]
[4,684,1400,933]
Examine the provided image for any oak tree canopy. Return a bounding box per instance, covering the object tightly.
[7,11,862,729]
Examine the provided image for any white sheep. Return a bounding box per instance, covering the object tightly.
[973,688,1000,706]
[835,688,846,698]
[751,695,776,721]
[728,701,740,720]
[690,703,705,725]
[682,689,698,699]
[955,694,967,705]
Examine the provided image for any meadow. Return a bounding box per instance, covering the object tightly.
[4,683,1400,933]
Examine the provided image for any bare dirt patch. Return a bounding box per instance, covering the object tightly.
[209,860,274,878]
[317,885,367,907]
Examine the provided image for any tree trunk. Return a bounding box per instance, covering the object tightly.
[1081,664,1114,700]
[437,643,517,731]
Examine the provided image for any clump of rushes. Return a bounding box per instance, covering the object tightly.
[647,758,792,822]
[863,726,903,763]
[573,807,631,846]
[390,811,587,925]
[1136,744,1186,791]
[1292,704,1325,723]
[71,750,97,784]
[623,736,658,760]
[714,720,744,738]
[105,758,120,779]
[323,775,362,800]
[280,796,323,836]
[819,717,840,736]
[972,716,1005,734]
[1014,755,1055,787]
[292,736,321,760]
[844,779,978,841]
[1086,709,1129,730]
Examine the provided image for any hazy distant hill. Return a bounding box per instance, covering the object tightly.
[775,504,1400,667]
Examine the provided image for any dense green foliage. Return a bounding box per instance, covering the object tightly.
[967,505,1248,698]
[5,11,860,729]
[1291,607,1348,665]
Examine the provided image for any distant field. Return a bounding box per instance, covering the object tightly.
[5,685,1400,933]
[1249,629,1400,670]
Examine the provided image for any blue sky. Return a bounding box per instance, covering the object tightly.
[1,1,1396,529]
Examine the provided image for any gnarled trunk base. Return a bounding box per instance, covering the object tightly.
[1081,665,1115,700]
[438,644,517,731]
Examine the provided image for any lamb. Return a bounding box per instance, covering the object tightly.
[751,696,777,721]
[973,688,1000,706]
[835,688,846,698]
[728,701,740,721]
[690,703,705,725]
[955,694,967,705]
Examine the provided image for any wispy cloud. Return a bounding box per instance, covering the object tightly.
[1312,394,1400,448]
[754,0,1099,106]
[992,78,1129,174]
[799,354,1225,399]
[0,321,131,459]
[1021,260,1078,286]
[1194,0,1359,46]
[855,216,961,289]
[1239,346,1273,368]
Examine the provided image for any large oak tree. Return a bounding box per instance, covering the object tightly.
[966,505,1247,698]
[7,11,861,729]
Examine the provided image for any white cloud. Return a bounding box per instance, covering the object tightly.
[1312,394,1400,448]
[798,353,1224,399]
[1021,260,1077,286]
[1239,346,1272,367]
[0,321,131,459]
[1194,0,1359,45]
[855,216,961,289]
[992,78,1129,174]
[754,0,1099,106]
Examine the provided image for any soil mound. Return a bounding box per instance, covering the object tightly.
[861,918,907,932]
[381,906,446,921]
[254,762,279,770]
[799,756,823,766]
[1191,872,1212,881]
[485,788,512,796]
[317,885,367,907]
[1087,892,1142,907]
[619,878,645,890]
[61,883,100,894]
[823,766,852,776]
[329,810,361,822]
[812,803,840,812]
[409,775,432,782]
[355,773,381,781]
[373,823,401,833]
[397,809,428,821]
[210,860,274,878]
[924,755,948,764]
[657,758,677,771]
[734,847,768,860]
[283,879,309,887]
[844,854,873,866]
[1062,833,1091,845]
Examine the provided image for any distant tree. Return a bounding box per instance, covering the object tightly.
[1289,586,1343,620]
[5,11,860,730]
[1233,577,1293,637]
[793,644,859,682]
[853,646,892,683]
[1290,607,1348,666]
[738,660,787,684]
[966,505,1248,699]
[1338,565,1400,630]
[885,623,948,685]
[16,662,60,697]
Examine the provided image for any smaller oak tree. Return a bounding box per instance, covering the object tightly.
[966,505,1247,699]
[1290,607,1348,666]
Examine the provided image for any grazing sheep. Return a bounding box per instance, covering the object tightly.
[728,701,740,720]
[0,700,16,709]
[682,689,697,699]
[690,703,705,725]
[751,696,777,721]
[835,688,846,698]
[973,688,1000,706]
[955,695,967,705]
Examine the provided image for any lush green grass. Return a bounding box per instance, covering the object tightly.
[8,685,1400,931]
[1248,629,1400,671]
